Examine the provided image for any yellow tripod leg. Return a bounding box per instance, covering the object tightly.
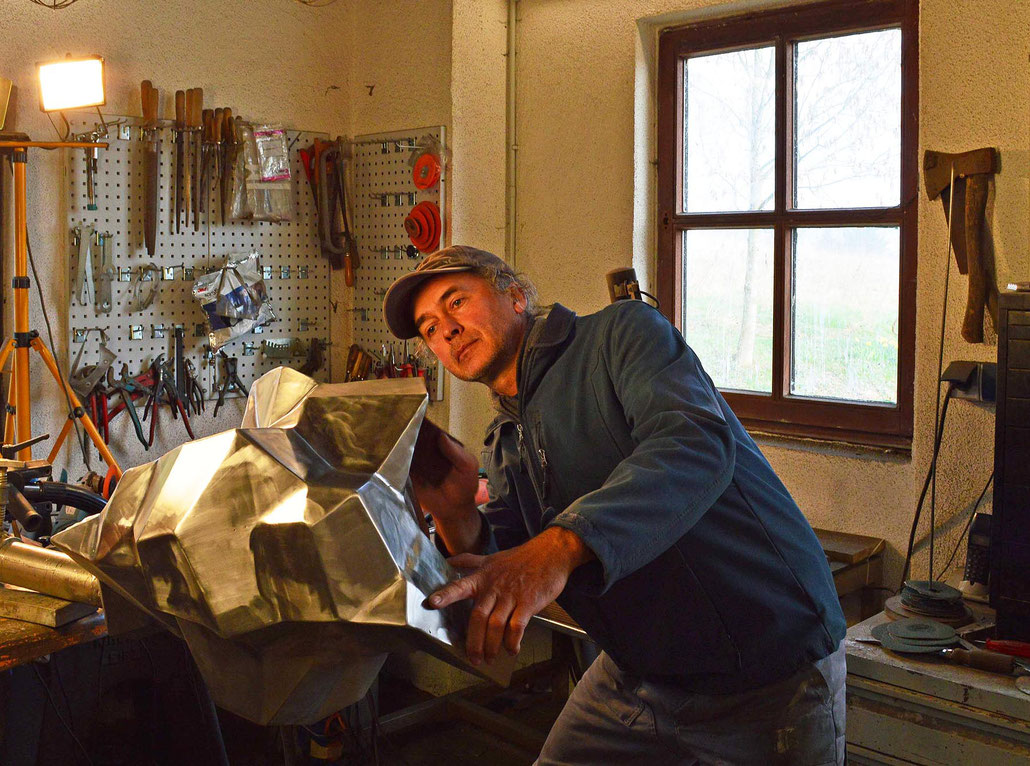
[31,337,122,479]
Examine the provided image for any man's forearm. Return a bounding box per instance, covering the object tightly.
[434,505,486,556]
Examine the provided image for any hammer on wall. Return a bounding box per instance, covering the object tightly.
[923,148,999,343]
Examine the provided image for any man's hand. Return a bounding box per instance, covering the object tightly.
[428,527,595,665]
[411,431,482,554]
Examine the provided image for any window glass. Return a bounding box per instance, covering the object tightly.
[794,29,901,209]
[683,47,776,213]
[791,226,900,403]
[683,228,774,393]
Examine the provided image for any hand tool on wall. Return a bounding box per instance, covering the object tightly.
[191,89,204,231]
[213,351,248,416]
[141,80,161,256]
[220,108,236,224]
[183,359,206,415]
[72,224,95,306]
[95,231,113,314]
[173,89,186,234]
[923,148,1000,343]
[182,89,195,231]
[199,108,214,224]
[106,365,149,449]
[159,358,196,439]
[174,326,186,400]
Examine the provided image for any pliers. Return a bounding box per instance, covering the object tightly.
[183,359,206,416]
[106,365,150,449]
[213,351,249,417]
[87,383,109,444]
[159,359,195,440]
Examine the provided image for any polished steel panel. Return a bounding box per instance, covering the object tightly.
[53,368,512,724]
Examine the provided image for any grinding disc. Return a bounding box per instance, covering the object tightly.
[885,595,972,627]
[885,618,956,642]
[904,580,963,602]
[871,623,956,654]
[413,153,442,190]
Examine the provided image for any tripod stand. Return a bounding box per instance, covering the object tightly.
[0,137,121,477]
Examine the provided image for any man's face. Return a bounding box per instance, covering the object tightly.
[412,272,527,391]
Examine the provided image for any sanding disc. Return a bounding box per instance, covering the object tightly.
[405,201,441,252]
[871,623,956,653]
[904,581,963,602]
[413,153,441,190]
[886,618,956,642]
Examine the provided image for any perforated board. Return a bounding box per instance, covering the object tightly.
[66,116,332,400]
[349,126,446,400]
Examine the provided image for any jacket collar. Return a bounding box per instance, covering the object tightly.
[516,304,577,411]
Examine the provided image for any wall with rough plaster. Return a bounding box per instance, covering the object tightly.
[446,0,1029,591]
[0,0,352,479]
[0,0,455,479]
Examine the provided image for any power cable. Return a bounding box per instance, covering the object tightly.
[935,471,994,582]
[900,385,954,586]
[31,663,95,766]
[27,231,91,464]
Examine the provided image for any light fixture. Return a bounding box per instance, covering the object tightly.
[37,55,105,112]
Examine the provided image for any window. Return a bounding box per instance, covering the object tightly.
[657,0,917,448]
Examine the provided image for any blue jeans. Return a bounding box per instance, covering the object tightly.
[537,644,846,765]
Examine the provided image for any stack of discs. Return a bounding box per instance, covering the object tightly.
[404,201,441,253]
[901,580,968,619]
[871,618,958,654]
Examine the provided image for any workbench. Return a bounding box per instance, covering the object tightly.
[845,610,1030,764]
[0,609,105,671]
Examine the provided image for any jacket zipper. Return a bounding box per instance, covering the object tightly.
[516,422,549,503]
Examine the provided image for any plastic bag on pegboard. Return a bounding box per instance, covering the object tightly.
[192,251,277,351]
[232,123,292,223]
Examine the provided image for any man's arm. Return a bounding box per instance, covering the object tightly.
[548,300,735,592]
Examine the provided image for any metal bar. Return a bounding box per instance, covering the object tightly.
[0,536,102,606]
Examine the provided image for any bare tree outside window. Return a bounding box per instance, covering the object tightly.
[681,30,902,403]
[657,0,917,446]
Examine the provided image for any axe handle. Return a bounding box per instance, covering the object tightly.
[961,174,988,343]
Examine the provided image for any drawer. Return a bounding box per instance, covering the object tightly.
[1009,339,1030,368]
[1008,369,1030,399]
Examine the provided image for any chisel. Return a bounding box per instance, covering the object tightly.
[220,108,234,224]
[182,88,194,231]
[191,88,204,231]
[173,90,185,234]
[141,81,160,257]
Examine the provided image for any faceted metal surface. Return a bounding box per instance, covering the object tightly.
[53,368,512,724]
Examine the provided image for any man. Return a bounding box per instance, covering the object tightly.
[383,246,846,765]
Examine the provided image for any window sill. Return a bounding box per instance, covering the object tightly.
[744,421,912,462]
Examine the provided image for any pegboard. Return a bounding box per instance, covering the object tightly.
[349,126,446,400]
[66,115,332,402]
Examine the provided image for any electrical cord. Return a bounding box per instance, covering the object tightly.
[900,384,954,586]
[935,471,994,582]
[31,663,95,766]
[902,161,957,590]
[26,230,91,464]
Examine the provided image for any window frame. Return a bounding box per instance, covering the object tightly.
[656,0,918,449]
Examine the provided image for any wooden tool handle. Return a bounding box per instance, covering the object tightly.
[961,174,989,343]
[146,86,159,129]
[201,109,213,141]
[141,81,154,122]
[213,108,223,142]
[222,108,234,142]
[175,90,185,128]
[191,88,204,128]
[950,648,1015,674]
